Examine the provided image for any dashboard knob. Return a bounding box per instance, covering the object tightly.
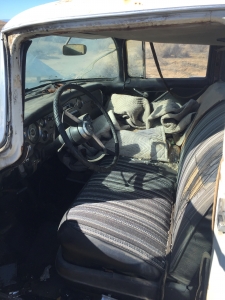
[42,130,48,142]
[47,116,53,121]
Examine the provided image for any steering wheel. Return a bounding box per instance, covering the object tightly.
[53,83,119,172]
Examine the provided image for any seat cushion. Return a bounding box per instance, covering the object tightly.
[58,157,176,281]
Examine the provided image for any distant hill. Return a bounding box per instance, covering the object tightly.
[0,20,6,30]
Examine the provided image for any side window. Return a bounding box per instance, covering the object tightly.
[127,40,209,78]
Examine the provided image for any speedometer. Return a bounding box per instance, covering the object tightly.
[27,123,39,143]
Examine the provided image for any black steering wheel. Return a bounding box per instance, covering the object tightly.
[53,83,119,172]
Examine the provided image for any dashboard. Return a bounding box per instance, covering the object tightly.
[26,113,55,145]
[23,84,104,173]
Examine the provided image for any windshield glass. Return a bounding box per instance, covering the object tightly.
[25,36,118,89]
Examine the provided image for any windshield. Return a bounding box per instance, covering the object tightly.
[25,36,118,89]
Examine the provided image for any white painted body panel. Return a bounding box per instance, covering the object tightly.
[2,0,225,33]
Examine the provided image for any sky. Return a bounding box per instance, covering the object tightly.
[1,0,56,20]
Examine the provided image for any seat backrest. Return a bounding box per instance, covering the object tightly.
[169,95,225,285]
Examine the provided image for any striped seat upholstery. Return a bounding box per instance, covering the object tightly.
[57,100,225,294]
[58,159,176,280]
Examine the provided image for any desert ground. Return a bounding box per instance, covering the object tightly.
[0,21,6,30]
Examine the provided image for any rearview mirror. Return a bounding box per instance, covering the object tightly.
[63,44,87,56]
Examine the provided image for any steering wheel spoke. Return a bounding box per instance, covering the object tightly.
[62,109,81,126]
[91,134,115,155]
[91,133,106,150]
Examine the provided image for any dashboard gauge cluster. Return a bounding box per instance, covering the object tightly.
[38,113,55,144]
[23,88,104,173]
[23,112,56,173]
[24,90,103,146]
[25,112,55,145]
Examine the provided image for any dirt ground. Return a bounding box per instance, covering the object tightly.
[146,52,208,78]
[0,21,6,30]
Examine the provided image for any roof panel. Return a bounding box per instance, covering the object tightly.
[2,0,225,32]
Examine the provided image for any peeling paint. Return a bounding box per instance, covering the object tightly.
[13,75,21,89]
[7,35,14,47]
[13,91,17,104]
[7,34,20,53]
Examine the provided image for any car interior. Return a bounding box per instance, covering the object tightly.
[1,28,225,300]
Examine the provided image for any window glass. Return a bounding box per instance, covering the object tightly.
[145,42,209,78]
[127,40,144,77]
[26,36,118,89]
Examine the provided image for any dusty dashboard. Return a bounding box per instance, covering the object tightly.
[23,86,104,173]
